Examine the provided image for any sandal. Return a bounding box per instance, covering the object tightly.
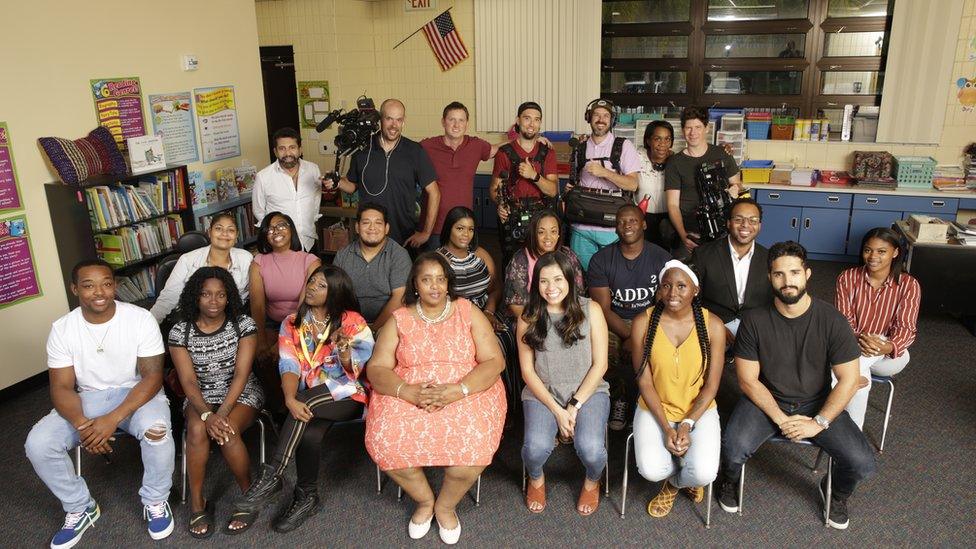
[223,508,259,536]
[188,500,215,539]
[526,479,546,513]
[577,483,600,516]
[647,481,678,518]
[683,485,704,503]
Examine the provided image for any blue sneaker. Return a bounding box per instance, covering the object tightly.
[51,500,100,549]
[143,501,174,540]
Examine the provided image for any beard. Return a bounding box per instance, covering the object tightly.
[278,155,298,169]
[518,126,537,140]
[773,285,807,305]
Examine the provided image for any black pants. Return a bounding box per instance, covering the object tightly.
[269,384,363,491]
[643,212,672,251]
[721,396,877,499]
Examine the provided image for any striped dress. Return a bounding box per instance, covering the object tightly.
[439,247,491,309]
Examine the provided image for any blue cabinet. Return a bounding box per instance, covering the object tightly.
[847,209,903,255]
[755,189,850,255]
[756,204,800,248]
[473,175,497,231]
[799,207,851,255]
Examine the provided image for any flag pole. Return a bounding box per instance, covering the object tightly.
[392,6,453,50]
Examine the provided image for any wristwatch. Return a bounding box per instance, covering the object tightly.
[531,172,541,183]
[567,397,583,410]
[680,418,696,431]
[200,411,213,422]
[814,414,830,430]
[459,383,470,398]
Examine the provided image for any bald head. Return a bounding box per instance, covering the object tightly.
[379,98,405,142]
[380,98,405,116]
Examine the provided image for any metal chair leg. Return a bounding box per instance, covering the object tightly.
[376,465,383,493]
[475,475,481,506]
[398,485,403,501]
[74,446,81,477]
[604,425,610,496]
[705,481,713,528]
[737,464,745,516]
[813,448,824,473]
[181,429,187,505]
[824,457,833,527]
[257,416,267,465]
[620,432,633,518]
[879,379,894,453]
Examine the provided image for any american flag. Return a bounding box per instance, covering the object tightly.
[422,11,469,71]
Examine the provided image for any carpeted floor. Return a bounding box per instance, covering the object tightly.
[2,258,974,547]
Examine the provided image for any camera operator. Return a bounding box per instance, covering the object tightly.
[489,101,559,268]
[253,127,322,252]
[328,98,439,248]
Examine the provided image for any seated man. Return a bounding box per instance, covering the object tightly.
[588,204,670,430]
[333,202,411,329]
[718,242,877,530]
[25,259,175,548]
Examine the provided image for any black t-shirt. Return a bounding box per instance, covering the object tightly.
[587,241,672,320]
[347,136,438,244]
[664,144,739,231]
[734,298,859,404]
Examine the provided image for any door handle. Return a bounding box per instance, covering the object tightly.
[804,218,811,229]
[474,196,480,207]
[769,193,780,200]
[932,200,945,207]
[866,197,879,204]
[827,196,840,203]
[790,217,798,229]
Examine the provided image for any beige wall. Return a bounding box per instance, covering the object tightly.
[0,0,268,390]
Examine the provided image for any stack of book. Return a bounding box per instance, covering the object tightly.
[951,222,976,246]
[94,215,186,267]
[964,156,976,189]
[84,170,188,230]
[932,165,968,191]
[115,268,157,302]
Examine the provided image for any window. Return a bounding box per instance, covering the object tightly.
[601,0,892,120]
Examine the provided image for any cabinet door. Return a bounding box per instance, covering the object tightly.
[756,205,801,248]
[799,207,850,255]
[847,209,902,255]
[472,187,484,228]
[481,188,498,230]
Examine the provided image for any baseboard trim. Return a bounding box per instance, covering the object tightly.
[0,372,48,402]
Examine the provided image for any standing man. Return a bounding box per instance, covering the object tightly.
[333,203,412,330]
[570,99,641,270]
[253,127,322,252]
[490,101,559,268]
[588,204,671,430]
[329,99,439,248]
[718,241,877,530]
[690,197,773,344]
[26,259,175,548]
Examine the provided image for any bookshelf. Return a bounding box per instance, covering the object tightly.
[193,193,258,249]
[45,165,193,309]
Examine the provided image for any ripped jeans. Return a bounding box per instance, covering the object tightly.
[25,387,174,512]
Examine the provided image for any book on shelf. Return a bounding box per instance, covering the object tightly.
[234,166,256,195]
[198,204,256,245]
[115,267,157,302]
[94,215,186,266]
[216,167,238,202]
[189,170,206,207]
[85,168,187,230]
[204,179,218,204]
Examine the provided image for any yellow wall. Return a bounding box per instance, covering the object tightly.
[0,0,269,390]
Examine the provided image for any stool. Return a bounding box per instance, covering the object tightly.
[737,436,832,527]
[521,426,611,497]
[620,431,714,527]
[870,375,895,453]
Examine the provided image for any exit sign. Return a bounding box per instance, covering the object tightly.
[404,0,437,11]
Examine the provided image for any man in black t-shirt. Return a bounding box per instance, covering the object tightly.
[330,99,439,247]
[718,241,876,530]
[588,204,671,429]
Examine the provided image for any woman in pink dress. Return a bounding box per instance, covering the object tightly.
[366,252,506,546]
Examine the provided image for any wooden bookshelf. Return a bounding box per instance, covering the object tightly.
[45,165,193,309]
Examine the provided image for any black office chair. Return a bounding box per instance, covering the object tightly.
[176,231,209,254]
[154,254,180,294]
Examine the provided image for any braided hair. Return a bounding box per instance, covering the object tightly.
[634,296,710,388]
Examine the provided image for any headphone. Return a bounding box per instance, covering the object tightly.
[584,98,617,128]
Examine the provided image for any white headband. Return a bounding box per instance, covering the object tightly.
[659,259,699,287]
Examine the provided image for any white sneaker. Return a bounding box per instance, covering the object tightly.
[437,513,461,545]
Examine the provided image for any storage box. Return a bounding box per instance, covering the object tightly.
[770,163,794,184]
[721,114,745,133]
[746,120,771,140]
[741,160,774,184]
[907,214,949,243]
[771,116,795,140]
[320,222,350,252]
[893,156,936,189]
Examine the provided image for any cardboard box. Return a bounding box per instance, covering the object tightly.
[320,223,350,252]
[907,214,949,242]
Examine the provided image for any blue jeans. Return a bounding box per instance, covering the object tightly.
[522,393,610,482]
[25,387,175,512]
[720,396,877,499]
[569,227,618,271]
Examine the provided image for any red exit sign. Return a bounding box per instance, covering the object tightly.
[404,0,437,11]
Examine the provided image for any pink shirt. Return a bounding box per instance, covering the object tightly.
[253,250,319,322]
[578,132,641,191]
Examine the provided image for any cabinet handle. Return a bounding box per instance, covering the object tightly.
[790,217,798,229]
[474,196,480,207]
[932,200,945,207]
[769,193,780,200]
[827,196,840,203]
[866,197,879,204]
[804,218,811,229]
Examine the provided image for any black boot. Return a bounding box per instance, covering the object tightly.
[236,463,283,512]
[272,486,321,533]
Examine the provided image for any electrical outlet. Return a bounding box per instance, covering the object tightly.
[319,141,329,155]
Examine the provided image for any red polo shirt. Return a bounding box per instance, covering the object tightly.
[421,135,492,233]
[491,140,557,200]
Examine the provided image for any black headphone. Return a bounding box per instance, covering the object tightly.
[584,98,617,128]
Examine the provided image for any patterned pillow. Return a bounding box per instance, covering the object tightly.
[38,127,128,185]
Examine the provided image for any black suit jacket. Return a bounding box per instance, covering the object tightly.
[690,238,773,324]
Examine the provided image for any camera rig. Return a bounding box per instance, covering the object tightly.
[316,95,380,186]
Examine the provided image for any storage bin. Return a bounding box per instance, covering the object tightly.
[894,156,937,189]
[542,131,573,142]
[746,120,771,139]
[721,114,745,133]
[771,116,795,140]
[741,160,774,184]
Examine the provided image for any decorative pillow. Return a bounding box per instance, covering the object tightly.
[38,126,128,185]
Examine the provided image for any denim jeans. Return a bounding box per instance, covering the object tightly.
[522,393,610,482]
[634,407,721,488]
[720,396,877,499]
[25,387,175,512]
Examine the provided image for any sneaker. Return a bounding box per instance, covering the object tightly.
[608,399,629,431]
[50,500,100,549]
[143,501,174,540]
[236,463,283,512]
[717,479,739,513]
[272,487,321,533]
[819,476,850,530]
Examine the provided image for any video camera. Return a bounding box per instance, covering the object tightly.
[317,95,380,186]
[694,160,733,243]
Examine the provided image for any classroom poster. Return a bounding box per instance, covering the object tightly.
[194,86,241,163]
[90,77,146,151]
[297,81,330,129]
[0,214,42,309]
[149,92,199,164]
[0,122,23,212]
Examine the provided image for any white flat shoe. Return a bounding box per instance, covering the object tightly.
[437,513,461,545]
[408,514,432,539]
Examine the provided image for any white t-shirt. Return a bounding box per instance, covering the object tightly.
[47,301,165,392]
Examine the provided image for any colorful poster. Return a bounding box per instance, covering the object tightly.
[90,77,146,151]
[0,122,23,212]
[194,86,241,163]
[0,214,42,309]
[149,92,199,164]
[297,81,330,129]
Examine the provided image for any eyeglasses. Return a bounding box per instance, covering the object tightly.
[269,223,290,233]
[731,216,761,226]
